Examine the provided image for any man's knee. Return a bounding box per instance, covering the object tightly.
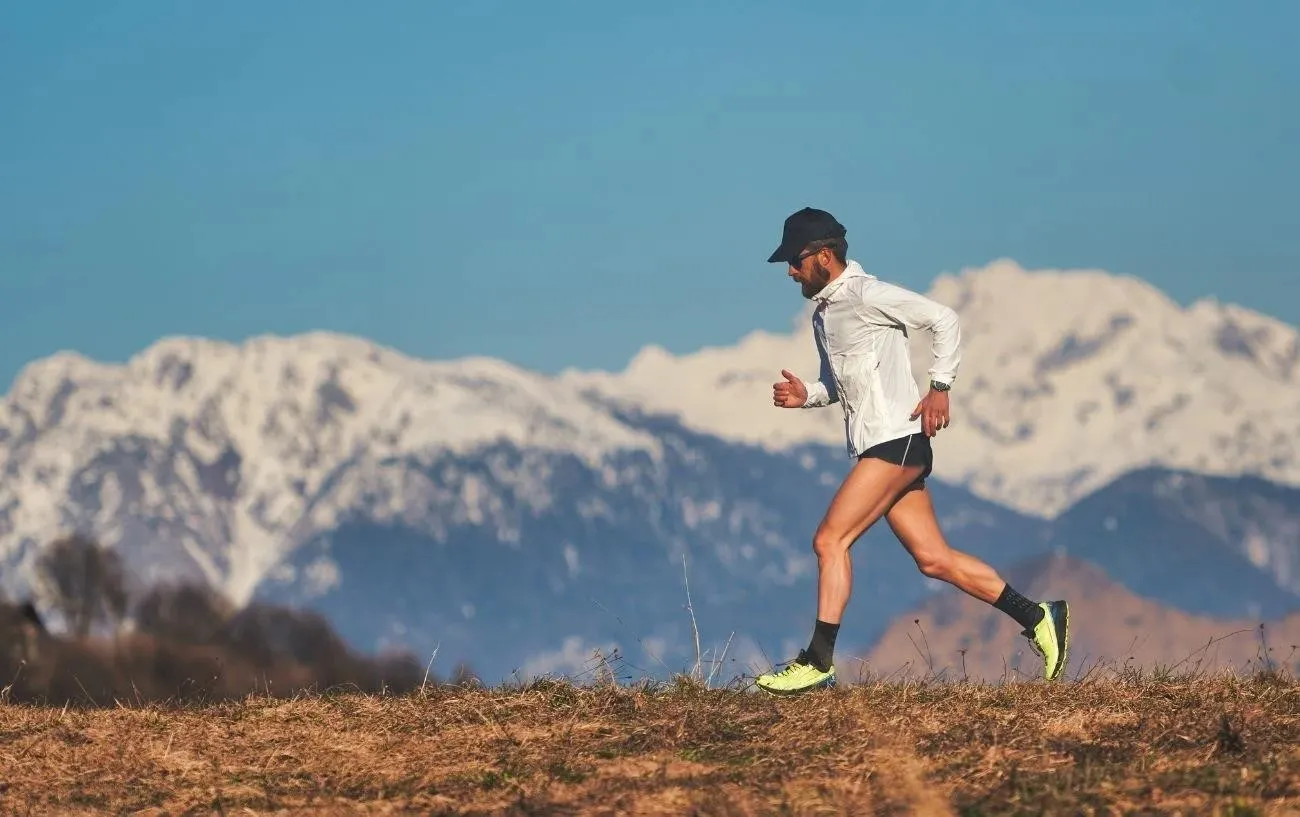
[812,526,851,560]
[914,548,952,579]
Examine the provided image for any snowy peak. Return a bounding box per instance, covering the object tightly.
[926,257,1176,319]
[7,331,660,464]
[0,332,663,606]
[568,259,1300,517]
[3,258,1296,610]
[1188,298,1300,384]
[925,259,1182,369]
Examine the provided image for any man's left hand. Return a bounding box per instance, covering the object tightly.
[910,388,951,437]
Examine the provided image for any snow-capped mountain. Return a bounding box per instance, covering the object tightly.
[0,333,661,606]
[0,336,1053,681]
[2,260,1299,683]
[563,259,1300,519]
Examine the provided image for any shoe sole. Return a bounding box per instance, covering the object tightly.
[1050,600,1070,682]
[756,675,837,697]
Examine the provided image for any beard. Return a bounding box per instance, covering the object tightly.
[800,259,833,299]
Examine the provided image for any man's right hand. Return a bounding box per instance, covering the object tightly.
[772,369,808,408]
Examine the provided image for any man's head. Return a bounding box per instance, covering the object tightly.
[767,207,849,299]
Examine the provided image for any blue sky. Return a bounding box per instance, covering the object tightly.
[2,1,1297,390]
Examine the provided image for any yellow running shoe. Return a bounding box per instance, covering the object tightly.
[755,650,836,696]
[1023,600,1069,681]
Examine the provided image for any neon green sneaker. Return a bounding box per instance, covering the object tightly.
[1023,600,1069,681]
[755,650,836,696]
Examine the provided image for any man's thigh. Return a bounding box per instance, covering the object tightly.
[817,455,928,548]
[884,481,945,556]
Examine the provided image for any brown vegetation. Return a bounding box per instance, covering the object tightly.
[0,592,447,706]
[1,534,468,706]
[6,538,1299,811]
[0,669,1297,814]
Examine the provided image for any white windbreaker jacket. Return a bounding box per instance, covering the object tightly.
[800,260,962,457]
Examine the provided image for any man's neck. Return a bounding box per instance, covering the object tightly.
[823,261,849,284]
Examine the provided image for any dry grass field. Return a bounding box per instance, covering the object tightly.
[2,666,1298,815]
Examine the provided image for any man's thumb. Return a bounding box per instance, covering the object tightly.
[781,369,801,384]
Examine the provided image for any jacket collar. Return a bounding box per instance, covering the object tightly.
[813,259,871,303]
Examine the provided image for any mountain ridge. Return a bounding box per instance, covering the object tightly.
[3,260,1300,682]
[0,329,664,607]
[563,258,1300,518]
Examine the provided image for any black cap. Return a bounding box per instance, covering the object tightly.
[767,207,847,264]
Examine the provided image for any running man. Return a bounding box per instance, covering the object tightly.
[754,207,1069,695]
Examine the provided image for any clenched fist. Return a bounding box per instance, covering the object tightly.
[772,369,808,408]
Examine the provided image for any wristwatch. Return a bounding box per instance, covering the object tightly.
[930,379,951,392]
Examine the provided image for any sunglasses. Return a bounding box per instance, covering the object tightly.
[790,247,825,267]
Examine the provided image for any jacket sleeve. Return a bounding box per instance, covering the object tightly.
[801,328,839,407]
[859,281,962,385]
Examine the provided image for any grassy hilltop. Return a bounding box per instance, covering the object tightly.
[1,668,1297,815]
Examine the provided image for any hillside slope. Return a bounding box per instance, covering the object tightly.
[865,552,1300,683]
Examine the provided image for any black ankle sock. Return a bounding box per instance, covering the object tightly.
[994,584,1045,630]
[806,619,840,672]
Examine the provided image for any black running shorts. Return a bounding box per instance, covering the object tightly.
[858,432,933,485]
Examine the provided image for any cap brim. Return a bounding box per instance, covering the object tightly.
[767,242,797,264]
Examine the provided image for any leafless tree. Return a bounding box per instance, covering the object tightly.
[33,534,129,638]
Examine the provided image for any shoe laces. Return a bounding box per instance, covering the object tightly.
[772,652,813,677]
[1023,628,1044,658]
